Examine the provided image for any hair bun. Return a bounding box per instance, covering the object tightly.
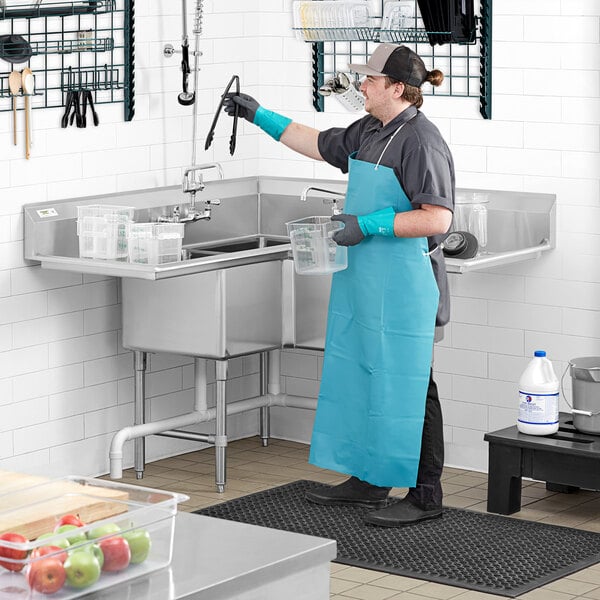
[427,69,444,87]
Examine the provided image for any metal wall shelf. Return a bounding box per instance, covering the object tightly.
[0,0,134,120]
[301,0,492,119]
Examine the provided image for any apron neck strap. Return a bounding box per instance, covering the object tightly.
[374,113,417,170]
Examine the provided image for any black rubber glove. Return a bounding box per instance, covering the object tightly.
[223,92,259,123]
[331,214,365,247]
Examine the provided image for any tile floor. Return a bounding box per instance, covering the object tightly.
[113,436,600,600]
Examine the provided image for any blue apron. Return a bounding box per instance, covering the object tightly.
[308,142,440,488]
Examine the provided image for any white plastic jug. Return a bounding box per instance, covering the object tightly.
[517,350,559,436]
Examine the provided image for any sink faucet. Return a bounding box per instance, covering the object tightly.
[160,162,224,223]
[300,186,345,215]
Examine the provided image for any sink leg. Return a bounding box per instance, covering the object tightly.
[259,352,270,447]
[215,359,228,493]
[134,351,147,479]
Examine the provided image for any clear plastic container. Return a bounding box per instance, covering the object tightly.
[380,0,424,40]
[451,192,489,253]
[77,205,134,260]
[127,223,185,265]
[0,475,187,599]
[286,216,348,276]
[517,350,559,436]
[292,1,371,41]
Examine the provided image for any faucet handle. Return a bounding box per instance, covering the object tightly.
[322,198,343,215]
[182,162,224,194]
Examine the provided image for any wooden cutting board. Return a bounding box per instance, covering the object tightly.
[0,470,130,541]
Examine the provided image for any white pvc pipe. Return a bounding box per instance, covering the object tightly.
[268,350,282,395]
[272,393,317,411]
[109,350,318,479]
[109,394,273,479]
[194,358,207,412]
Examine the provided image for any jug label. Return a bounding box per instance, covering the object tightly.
[518,391,559,425]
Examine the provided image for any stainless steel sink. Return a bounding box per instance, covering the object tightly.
[122,259,284,359]
[186,235,289,258]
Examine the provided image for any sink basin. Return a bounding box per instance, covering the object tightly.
[186,235,289,258]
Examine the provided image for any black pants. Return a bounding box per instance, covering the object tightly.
[406,370,444,509]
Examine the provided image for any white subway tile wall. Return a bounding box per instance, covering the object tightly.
[0,0,598,478]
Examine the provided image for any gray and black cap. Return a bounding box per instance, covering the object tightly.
[348,43,428,87]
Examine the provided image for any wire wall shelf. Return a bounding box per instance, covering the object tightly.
[0,0,134,120]
[0,1,115,19]
[302,0,492,119]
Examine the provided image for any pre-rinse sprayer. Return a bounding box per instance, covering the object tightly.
[164,0,204,106]
[162,0,225,223]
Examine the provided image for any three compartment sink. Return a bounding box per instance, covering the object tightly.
[23,176,555,356]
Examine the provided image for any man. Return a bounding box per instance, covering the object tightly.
[224,43,454,526]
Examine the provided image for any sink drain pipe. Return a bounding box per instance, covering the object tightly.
[109,350,317,480]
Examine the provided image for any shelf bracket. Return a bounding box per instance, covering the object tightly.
[479,0,492,119]
[312,42,324,112]
[124,0,135,121]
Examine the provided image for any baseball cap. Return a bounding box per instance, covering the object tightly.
[348,43,428,87]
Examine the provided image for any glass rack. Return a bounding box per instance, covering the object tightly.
[296,0,492,119]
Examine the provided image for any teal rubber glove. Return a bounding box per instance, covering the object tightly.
[253,106,292,141]
[357,206,396,237]
[224,93,291,141]
[331,207,396,246]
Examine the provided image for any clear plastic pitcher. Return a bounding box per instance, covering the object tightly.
[286,216,348,275]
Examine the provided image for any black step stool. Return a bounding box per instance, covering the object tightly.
[484,412,600,515]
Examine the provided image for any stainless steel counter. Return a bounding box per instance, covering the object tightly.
[86,512,336,600]
[24,177,556,279]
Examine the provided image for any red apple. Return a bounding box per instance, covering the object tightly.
[31,545,68,564]
[55,514,85,529]
[27,557,66,594]
[0,532,28,572]
[98,536,130,572]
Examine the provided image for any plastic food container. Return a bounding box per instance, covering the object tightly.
[127,223,185,265]
[77,205,135,260]
[286,216,348,275]
[0,475,187,599]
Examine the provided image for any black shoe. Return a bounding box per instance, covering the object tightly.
[364,498,443,527]
[305,477,390,508]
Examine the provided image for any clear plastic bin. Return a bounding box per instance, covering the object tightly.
[77,205,135,260]
[0,475,187,599]
[127,223,185,265]
[286,216,348,275]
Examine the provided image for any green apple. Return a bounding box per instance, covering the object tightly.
[63,550,101,589]
[87,522,121,540]
[37,532,70,550]
[54,525,87,546]
[74,543,104,569]
[122,529,151,564]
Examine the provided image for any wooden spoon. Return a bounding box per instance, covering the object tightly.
[21,68,34,160]
[8,71,21,146]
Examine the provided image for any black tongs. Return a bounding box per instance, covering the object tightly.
[205,74,239,156]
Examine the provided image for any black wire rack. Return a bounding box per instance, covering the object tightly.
[0,0,134,120]
[296,0,492,119]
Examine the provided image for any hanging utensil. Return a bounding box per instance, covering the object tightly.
[204,74,240,156]
[21,67,34,159]
[8,70,21,145]
[60,91,74,128]
[85,90,99,126]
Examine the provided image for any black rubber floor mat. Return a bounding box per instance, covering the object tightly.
[196,480,600,598]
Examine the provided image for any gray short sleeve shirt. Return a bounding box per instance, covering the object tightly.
[317,105,455,326]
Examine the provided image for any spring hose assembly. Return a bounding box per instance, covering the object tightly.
[177,0,202,106]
